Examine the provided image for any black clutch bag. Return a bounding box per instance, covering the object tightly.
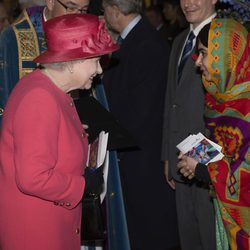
[74,96,137,150]
[81,194,105,244]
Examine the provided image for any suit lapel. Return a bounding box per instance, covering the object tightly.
[179,49,196,84]
[177,30,194,88]
[120,18,143,50]
[172,30,189,88]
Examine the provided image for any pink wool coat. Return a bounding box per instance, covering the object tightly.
[0,69,88,250]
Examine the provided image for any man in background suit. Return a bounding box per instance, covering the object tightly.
[102,0,179,249]
[162,0,187,45]
[144,5,169,42]
[162,0,217,249]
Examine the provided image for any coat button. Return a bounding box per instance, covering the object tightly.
[70,102,74,106]
[54,201,59,206]
[75,228,80,234]
[59,202,64,206]
[66,202,71,207]
[172,104,177,108]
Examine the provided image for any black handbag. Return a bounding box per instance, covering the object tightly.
[81,194,105,244]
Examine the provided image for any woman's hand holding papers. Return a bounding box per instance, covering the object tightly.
[177,153,198,180]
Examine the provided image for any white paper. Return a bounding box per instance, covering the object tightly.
[177,132,224,165]
[100,151,109,203]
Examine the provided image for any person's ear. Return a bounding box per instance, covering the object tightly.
[113,5,121,19]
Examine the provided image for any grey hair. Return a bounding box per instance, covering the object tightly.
[103,0,142,15]
[41,59,84,71]
[41,62,68,71]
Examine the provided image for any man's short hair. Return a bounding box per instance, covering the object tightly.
[144,5,162,17]
[103,0,142,15]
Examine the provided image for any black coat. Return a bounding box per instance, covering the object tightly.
[103,18,179,250]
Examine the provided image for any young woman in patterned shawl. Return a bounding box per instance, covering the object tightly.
[177,18,250,250]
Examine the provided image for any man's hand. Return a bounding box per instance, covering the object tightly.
[164,161,176,190]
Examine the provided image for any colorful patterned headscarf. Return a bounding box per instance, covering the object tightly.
[203,18,250,250]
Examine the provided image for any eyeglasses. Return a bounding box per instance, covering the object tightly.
[56,0,88,14]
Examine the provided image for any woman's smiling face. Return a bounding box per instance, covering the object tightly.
[71,57,103,90]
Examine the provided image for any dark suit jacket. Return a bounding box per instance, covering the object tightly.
[161,29,206,182]
[104,18,169,153]
[103,18,179,249]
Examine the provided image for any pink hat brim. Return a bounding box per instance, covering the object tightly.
[34,44,119,64]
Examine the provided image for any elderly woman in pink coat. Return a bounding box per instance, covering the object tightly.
[0,14,118,250]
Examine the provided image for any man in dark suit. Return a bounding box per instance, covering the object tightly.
[102,0,179,249]
[144,5,169,42]
[162,0,217,249]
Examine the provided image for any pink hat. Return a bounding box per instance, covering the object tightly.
[34,14,119,63]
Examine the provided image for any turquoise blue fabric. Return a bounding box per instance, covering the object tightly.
[95,83,130,250]
[214,199,229,250]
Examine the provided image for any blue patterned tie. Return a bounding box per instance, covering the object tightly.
[178,31,195,81]
[116,35,124,45]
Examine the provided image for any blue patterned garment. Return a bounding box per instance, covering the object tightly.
[0,6,45,126]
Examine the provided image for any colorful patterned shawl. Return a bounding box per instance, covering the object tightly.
[203,18,250,250]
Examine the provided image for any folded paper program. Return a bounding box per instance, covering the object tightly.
[177,132,224,165]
